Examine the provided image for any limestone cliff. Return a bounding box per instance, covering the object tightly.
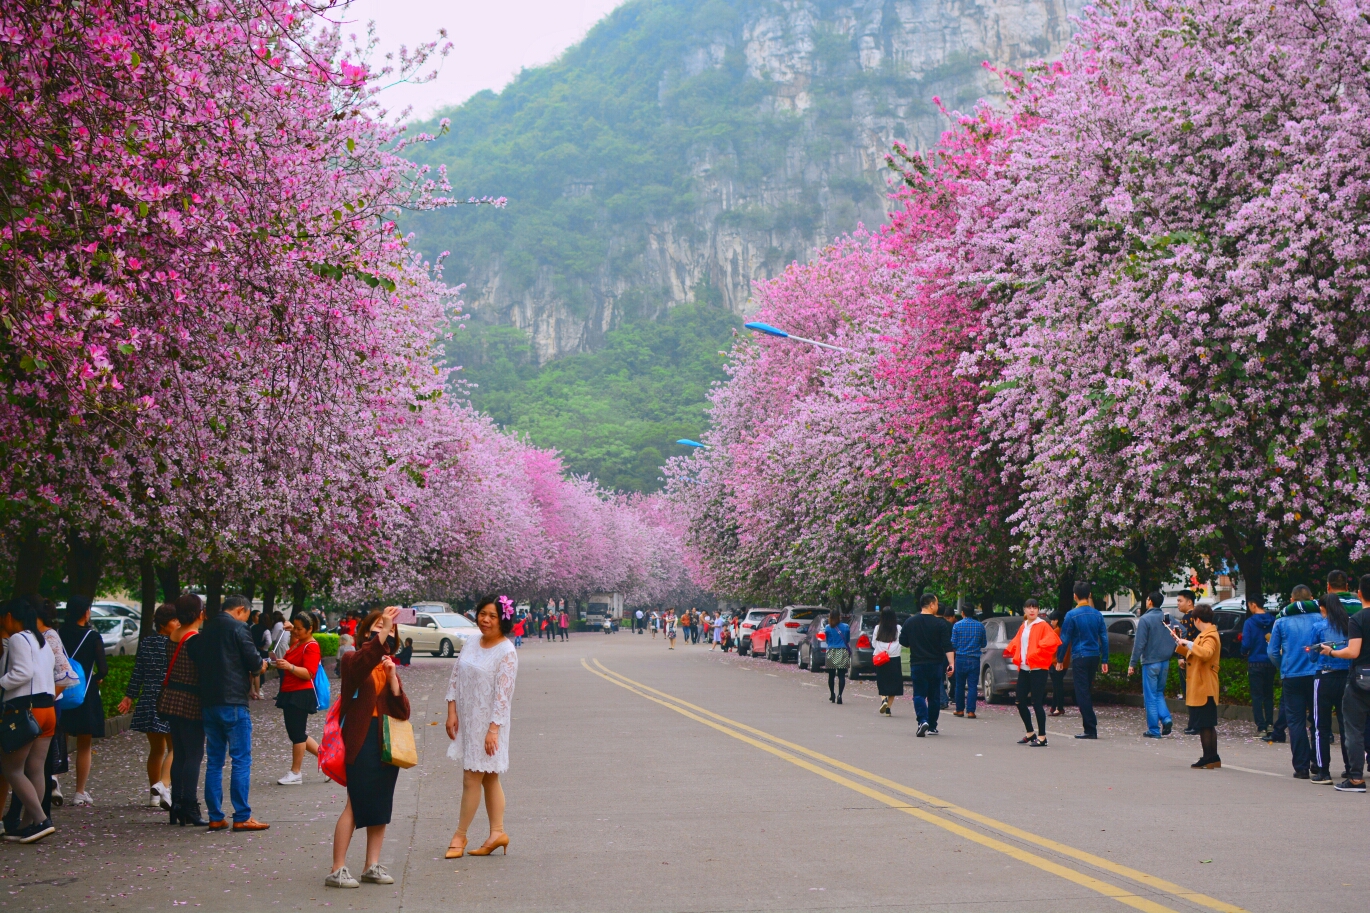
[411,0,1080,364]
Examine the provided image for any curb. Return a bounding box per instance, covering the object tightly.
[104,712,134,738]
[1099,692,1256,723]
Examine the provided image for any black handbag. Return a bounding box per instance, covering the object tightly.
[0,703,40,754]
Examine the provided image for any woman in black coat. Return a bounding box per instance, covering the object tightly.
[58,596,106,807]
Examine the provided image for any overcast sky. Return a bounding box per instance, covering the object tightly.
[336,0,627,121]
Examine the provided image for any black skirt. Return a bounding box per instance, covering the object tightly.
[346,718,399,829]
[1188,697,1218,730]
[875,657,905,696]
[274,687,318,713]
[59,684,105,737]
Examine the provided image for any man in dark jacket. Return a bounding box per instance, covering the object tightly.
[1242,596,1276,737]
[900,594,954,737]
[1056,582,1109,739]
[193,594,268,830]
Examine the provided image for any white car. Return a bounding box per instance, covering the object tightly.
[767,605,825,662]
[91,615,140,656]
[736,608,776,657]
[397,611,480,657]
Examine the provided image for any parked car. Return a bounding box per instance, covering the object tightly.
[736,608,777,657]
[397,611,480,657]
[979,615,1077,704]
[1211,598,1250,658]
[748,614,780,657]
[797,612,853,673]
[767,605,825,662]
[91,614,140,656]
[1101,612,1138,657]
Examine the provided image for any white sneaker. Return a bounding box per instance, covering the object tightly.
[49,781,63,806]
[73,791,93,807]
[325,867,360,889]
[154,783,172,810]
[277,771,303,786]
[360,864,393,885]
[149,787,164,807]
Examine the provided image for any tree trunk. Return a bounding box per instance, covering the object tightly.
[65,529,105,598]
[1222,526,1266,604]
[156,562,180,603]
[205,569,225,615]
[1056,569,1075,615]
[290,578,308,619]
[241,575,256,604]
[1125,531,1181,607]
[262,580,278,619]
[11,523,47,597]
[139,554,159,636]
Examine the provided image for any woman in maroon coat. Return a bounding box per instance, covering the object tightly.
[325,607,410,890]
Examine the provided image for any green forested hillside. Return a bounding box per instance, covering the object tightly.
[447,302,739,492]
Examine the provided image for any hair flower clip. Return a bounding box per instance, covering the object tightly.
[498,595,514,619]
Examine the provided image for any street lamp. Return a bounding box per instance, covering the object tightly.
[744,321,849,352]
[675,439,708,449]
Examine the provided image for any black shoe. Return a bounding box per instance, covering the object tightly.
[1334,779,1366,792]
[1161,721,1173,736]
[1311,771,1333,785]
[16,819,55,844]
[1183,727,1199,735]
[916,723,929,737]
[926,727,938,735]
[1191,758,1208,768]
[1030,736,1048,747]
[829,694,835,703]
[1017,734,1036,744]
[180,802,209,827]
[1075,733,1097,740]
[169,806,183,826]
[836,696,843,705]
[1293,770,1310,780]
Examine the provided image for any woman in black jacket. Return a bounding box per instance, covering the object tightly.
[58,596,106,807]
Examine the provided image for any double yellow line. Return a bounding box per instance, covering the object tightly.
[583,658,1246,913]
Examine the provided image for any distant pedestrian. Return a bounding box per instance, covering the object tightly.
[938,603,955,710]
[512,617,525,647]
[444,597,517,860]
[1128,591,1176,738]
[1057,582,1109,740]
[0,598,57,843]
[1269,585,1321,779]
[950,606,986,718]
[117,602,178,810]
[822,609,850,704]
[194,594,269,830]
[57,595,106,807]
[635,609,645,634]
[900,594,953,737]
[1322,574,1368,792]
[1047,610,1068,716]
[326,607,409,888]
[872,609,903,716]
[1006,599,1060,747]
[395,638,414,666]
[712,613,725,650]
[1240,594,1275,738]
[1170,603,1222,769]
[558,609,569,642]
[158,595,207,826]
[1310,592,1352,785]
[273,612,322,786]
[666,610,677,649]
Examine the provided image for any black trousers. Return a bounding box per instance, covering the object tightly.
[1049,668,1066,712]
[1248,661,1275,731]
[168,716,205,809]
[1343,682,1370,780]
[1072,656,1100,736]
[1314,670,1348,776]
[1017,669,1049,736]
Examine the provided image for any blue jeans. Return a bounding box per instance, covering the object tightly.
[953,657,978,714]
[203,705,253,823]
[911,662,944,728]
[1141,660,1172,735]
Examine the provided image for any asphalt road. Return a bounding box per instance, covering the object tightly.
[3,632,1360,912]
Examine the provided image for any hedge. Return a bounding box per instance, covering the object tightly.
[1094,653,1280,706]
[102,655,135,718]
[314,632,340,657]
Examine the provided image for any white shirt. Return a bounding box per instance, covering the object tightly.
[1019,618,1042,666]
[872,625,902,660]
[0,630,56,700]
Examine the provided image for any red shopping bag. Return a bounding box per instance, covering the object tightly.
[317,699,346,785]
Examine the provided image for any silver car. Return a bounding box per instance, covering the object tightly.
[91,615,140,656]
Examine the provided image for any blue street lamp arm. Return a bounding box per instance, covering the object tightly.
[743,321,848,352]
[675,439,708,448]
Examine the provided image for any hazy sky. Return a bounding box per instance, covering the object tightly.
[336,0,627,120]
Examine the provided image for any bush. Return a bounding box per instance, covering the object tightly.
[102,655,136,718]
[314,632,340,657]
[1094,652,1280,706]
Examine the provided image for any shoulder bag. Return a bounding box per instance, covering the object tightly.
[381,714,417,768]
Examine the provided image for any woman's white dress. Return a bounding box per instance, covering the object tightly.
[446,638,518,773]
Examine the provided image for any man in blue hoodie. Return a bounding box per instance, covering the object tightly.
[1057,582,1109,739]
[1268,585,1322,778]
[1242,595,1276,738]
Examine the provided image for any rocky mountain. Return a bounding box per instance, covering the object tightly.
[408,0,1081,364]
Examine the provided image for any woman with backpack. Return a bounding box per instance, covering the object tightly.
[0,597,58,843]
[117,603,178,810]
[57,595,106,807]
[274,612,323,786]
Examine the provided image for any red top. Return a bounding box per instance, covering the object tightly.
[280,638,321,692]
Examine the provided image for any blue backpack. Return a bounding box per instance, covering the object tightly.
[312,661,331,712]
[55,629,93,711]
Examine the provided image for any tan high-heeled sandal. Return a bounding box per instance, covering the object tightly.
[467,832,509,856]
[444,834,468,859]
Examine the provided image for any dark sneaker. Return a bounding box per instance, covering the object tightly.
[1311,772,1333,785]
[1183,727,1199,735]
[1017,734,1036,744]
[1161,721,1173,736]
[1293,770,1310,779]
[1334,779,1366,792]
[926,727,939,735]
[17,820,55,844]
[916,723,929,737]
[1143,732,1163,739]
[1029,737,1048,747]
[1075,733,1097,740]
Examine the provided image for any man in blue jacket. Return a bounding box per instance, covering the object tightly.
[1241,595,1276,738]
[1056,582,1109,739]
[1127,591,1176,738]
[1269,585,1322,778]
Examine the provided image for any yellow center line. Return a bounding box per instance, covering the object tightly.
[582,659,1180,913]
[589,658,1249,913]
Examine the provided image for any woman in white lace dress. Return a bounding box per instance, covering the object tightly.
[444,596,518,859]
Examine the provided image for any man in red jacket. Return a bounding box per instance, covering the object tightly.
[1006,599,1062,747]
